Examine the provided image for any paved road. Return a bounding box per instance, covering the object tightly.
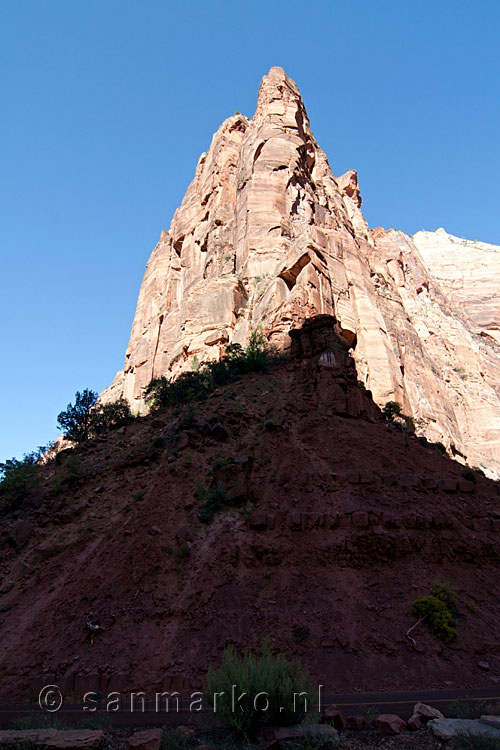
[1,687,500,728]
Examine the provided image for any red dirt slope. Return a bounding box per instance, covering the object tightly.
[1,318,499,702]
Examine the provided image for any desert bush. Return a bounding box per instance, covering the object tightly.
[0,741,41,750]
[212,456,234,472]
[179,403,197,429]
[403,415,415,432]
[152,436,167,449]
[431,580,460,619]
[174,542,190,560]
[145,370,212,409]
[382,401,402,420]
[432,441,447,455]
[462,466,477,484]
[484,702,500,716]
[360,706,378,729]
[259,418,276,432]
[75,714,111,731]
[146,329,270,411]
[0,446,46,512]
[89,398,133,435]
[195,481,230,523]
[292,625,310,644]
[57,390,132,442]
[161,728,196,750]
[205,639,314,738]
[382,401,416,434]
[411,595,457,642]
[447,697,482,719]
[57,389,98,442]
[62,455,82,485]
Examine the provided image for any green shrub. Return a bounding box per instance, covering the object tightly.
[63,455,82,484]
[195,481,230,523]
[360,706,378,729]
[0,741,41,750]
[174,542,190,560]
[382,401,402,421]
[76,714,111,731]
[485,702,500,717]
[57,390,132,442]
[205,639,314,738]
[161,727,196,750]
[453,367,469,381]
[462,466,477,484]
[179,403,197,429]
[431,580,460,619]
[465,598,477,614]
[9,713,72,730]
[0,446,46,512]
[89,398,133,435]
[432,441,447,455]
[145,329,270,411]
[152,436,166,449]
[212,456,235,473]
[447,697,482,719]
[411,595,457,642]
[57,389,98,442]
[259,419,275,431]
[403,415,415,432]
[292,625,310,644]
[453,730,500,749]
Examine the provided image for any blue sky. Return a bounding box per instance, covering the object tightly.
[1,0,499,464]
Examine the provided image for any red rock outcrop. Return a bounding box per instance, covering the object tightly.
[102,67,500,477]
[2,346,500,702]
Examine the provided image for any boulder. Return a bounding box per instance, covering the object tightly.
[269,724,338,747]
[429,717,500,741]
[8,520,33,547]
[127,729,162,750]
[407,714,422,731]
[480,716,500,730]
[412,701,444,721]
[345,716,365,731]
[209,422,229,441]
[0,730,105,749]
[321,705,346,731]
[376,714,406,735]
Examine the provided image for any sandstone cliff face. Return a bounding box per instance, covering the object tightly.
[102,67,500,477]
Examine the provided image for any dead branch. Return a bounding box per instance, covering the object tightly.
[406,615,427,648]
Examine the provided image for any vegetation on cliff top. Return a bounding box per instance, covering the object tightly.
[145,328,269,410]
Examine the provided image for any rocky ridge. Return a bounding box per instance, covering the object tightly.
[102,67,500,477]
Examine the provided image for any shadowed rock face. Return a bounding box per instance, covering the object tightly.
[2,345,500,702]
[102,67,500,477]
